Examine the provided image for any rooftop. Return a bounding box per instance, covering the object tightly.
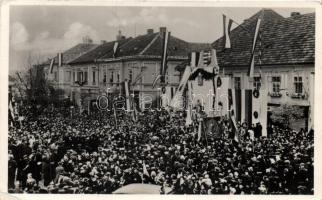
[69,38,132,64]
[97,29,195,61]
[40,43,98,66]
[212,9,315,67]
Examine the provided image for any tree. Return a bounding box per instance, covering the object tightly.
[12,52,58,106]
[270,104,304,127]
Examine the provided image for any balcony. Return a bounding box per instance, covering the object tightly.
[269,92,282,98]
[74,80,87,86]
[291,93,306,99]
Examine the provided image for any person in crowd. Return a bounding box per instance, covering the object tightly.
[8,103,314,194]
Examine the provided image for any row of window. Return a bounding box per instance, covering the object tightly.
[59,69,172,85]
[233,76,303,94]
[56,70,125,85]
[56,71,97,85]
[55,70,304,95]
[103,71,121,84]
[54,61,176,85]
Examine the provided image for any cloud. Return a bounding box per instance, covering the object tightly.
[106,7,168,27]
[106,7,199,32]
[63,22,99,43]
[10,22,29,49]
[10,21,99,55]
[35,31,50,40]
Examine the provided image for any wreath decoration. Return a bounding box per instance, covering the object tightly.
[161,86,166,94]
[253,111,259,119]
[189,68,216,81]
[75,80,87,86]
[217,76,222,87]
[253,89,260,98]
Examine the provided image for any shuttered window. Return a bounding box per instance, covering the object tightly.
[294,76,303,94]
[272,76,281,93]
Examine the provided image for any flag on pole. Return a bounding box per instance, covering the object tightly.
[210,49,219,70]
[232,89,252,127]
[190,51,200,68]
[9,100,15,119]
[228,89,239,142]
[202,50,211,65]
[160,30,170,83]
[131,98,139,122]
[123,80,131,112]
[185,105,193,126]
[113,103,118,128]
[161,86,172,108]
[197,121,203,141]
[229,88,267,136]
[248,18,261,78]
[185,79,194,126]
[230,113,239,142]
[151,28,171,89]
[132,103,138,122]
[58,53,62,67]
[197,51,206,67]
[214,77,230,117]
[152,74,161,89]
[170,66,191,108]
[131,70,145,86]
[49,58,55,74]
[244,89,253,127]
[223,15,233,49]
[113,42,119,58]
[143,162,149,176]
[88,101,91,115]
[252,89,268,136]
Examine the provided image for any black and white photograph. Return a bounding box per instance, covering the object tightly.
[2,1,320,197]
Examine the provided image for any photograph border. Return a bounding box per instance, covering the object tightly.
[1,1,321,200]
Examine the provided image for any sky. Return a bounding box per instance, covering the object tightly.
[9,6,314,73]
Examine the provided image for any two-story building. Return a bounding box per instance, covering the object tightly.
[66,28,210,110]
[210,9,315,130]
[43,28,210,110]
[40,38,98,100]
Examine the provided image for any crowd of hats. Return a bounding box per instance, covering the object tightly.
[8,105,313,194]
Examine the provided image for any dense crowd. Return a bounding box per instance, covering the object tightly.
[8,104,314,194]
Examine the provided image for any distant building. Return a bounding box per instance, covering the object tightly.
[42,28,210,110]
[40,39,98,99]
[64,28,209,110]
[210,9,315,130]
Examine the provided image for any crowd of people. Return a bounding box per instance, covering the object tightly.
[8,103,314,194]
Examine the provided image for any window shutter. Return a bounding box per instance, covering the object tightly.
[267,75,272,92]
[198,73,203,86]
[283,73,288,90]
[84,71,88,82]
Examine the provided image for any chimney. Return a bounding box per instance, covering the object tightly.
[291,12,301,17]
[147,29,154,34]
[116,30,126,41]
[82,35,93,44]
[159,27,166,34]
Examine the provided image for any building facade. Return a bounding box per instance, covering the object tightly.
[210,9,315,130]
[44,28,210,110]
[41,40,98,100]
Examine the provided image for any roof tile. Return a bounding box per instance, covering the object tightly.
[212,9,315,66]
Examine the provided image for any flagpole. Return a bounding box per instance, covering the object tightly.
[203,120,209,152]
[113,102,118,128]
[231,19,252,35]
[222,13,253,35]
[247,10,263,82]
